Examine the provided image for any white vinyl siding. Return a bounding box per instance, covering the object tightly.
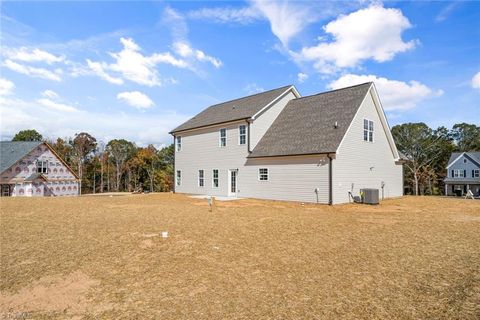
[212,169,219,188]
[239,125,246,145]
[363,119,374,142]
[258,168,268,181]
[334,89,402,204]
[198,170,204,187]
[219,129,227,147]
[176,136,182,151]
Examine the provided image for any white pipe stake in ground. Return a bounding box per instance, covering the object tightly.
[162,231,168,238]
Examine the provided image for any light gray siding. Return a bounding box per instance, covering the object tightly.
[239,155,330,203]
[174,121,249,196]
[332,89,403,204]
[250,90,296,149]
[447,154,480,180]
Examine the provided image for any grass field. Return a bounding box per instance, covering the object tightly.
[1,194,479,319]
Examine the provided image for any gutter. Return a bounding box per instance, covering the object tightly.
[327,153,334,205]
[247,119,252,153]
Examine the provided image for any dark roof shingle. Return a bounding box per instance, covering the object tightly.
[249,82,372,158]
[0,141,43,173]
[171,85,293,133]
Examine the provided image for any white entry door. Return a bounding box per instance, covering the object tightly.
[228,169,238,197]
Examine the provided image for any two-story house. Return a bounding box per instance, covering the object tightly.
[170,83,403,204]
[0,141,79,197]
[444,152,480,196]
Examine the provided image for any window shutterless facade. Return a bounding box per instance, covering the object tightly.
[176,136,182,151]
[198,170,204,187]
[36,160,48,173]
[176,170,181,186]
[363,119,374,142]
[212,169,219,187]
[219,129,227,147]
[258,168,268,181]
[239,125,246,145]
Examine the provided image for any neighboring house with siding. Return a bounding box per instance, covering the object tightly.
[0,141,79,197]
[444,152,480,196]
[170,82,403,204]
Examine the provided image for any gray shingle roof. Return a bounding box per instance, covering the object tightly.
[171,85,293,133]
[447,152,480,167]
[0,141,43,173]
[249,82,372,158]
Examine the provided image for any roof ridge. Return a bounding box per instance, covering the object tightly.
[292,82,372,101]
[207,84,293,108]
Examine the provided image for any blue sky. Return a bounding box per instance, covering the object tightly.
[1,1,479,146]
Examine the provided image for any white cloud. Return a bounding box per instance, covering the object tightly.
[3,59,62,81]
[3,47,65,64]
[244,83,265,94]
[297,72,308,83]
[36,98,79,112]
[187,6,262,24]
[0,96,188,147]
[435,2,461,22]
[41,89,59,99]
[117,91,154,109]
[472,71,480,89]
[0,78,15,96]
[328,74,443,111]
[173,42,222,68]
[295,5,417,73]
[86,59,124,85]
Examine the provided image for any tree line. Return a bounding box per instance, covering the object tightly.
[12,129,174,194]
[10,122,480,196]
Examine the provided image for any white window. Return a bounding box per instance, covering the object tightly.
[239,125,246,145]
[219,128,227,147]
[198,170,204,187]
[176,170,181,186]
[363,119,374,142]
[36,160,48,173]
[453,169,465,178]
[473,169,479,178]
[176,136,182,152]
[258,168,268,181]
[212,169,219,188]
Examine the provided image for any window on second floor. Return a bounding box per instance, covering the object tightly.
[36,160,48,173]
[452,169,465,178]
[239,125,246,145]
[363,119,374,142]
[219,129,227,147]
[176,136,182,152]
[473,169,479,178]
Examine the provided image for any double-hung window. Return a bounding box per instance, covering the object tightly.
[36,160,48,173]
[473,169,479,178]
[176,136,182,152]
[363,119,374,142]
[219,129,227,147]
[453,169,465,178]
[176,170,181,186]
[212,169,219,188]
[198,170,204,187]
[258,168,268,181]
[239,125,246,145]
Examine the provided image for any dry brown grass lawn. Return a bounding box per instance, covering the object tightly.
[1,194,479,319]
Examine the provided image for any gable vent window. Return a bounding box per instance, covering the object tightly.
[259,168,269,181]
[36,160,48,174]
[219,129,227,147]
[176,136,182,152]
[363,119,374,142]
[239,125,246,145]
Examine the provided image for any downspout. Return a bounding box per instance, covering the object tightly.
[327,154,333,205]
[247,119,252,153]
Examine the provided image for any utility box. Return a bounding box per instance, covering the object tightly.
[361,188,379,205]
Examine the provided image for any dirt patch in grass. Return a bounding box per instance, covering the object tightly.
[1,194,479,319]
